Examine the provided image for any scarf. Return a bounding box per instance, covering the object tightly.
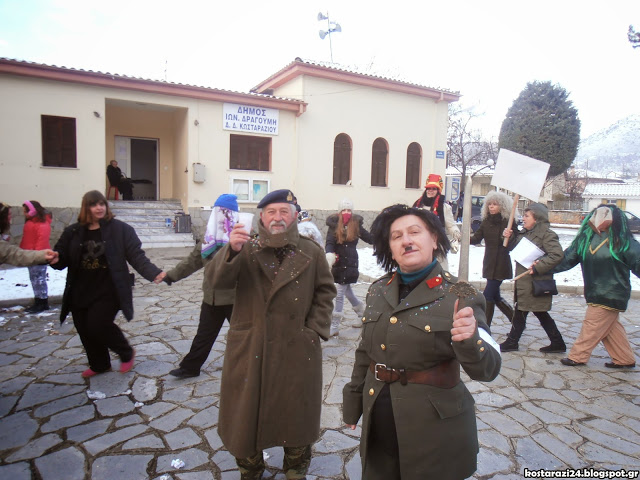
[201,206,238,258]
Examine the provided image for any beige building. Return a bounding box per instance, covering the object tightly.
[0,57,459,219]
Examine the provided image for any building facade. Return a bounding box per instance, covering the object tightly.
[0,57,459,235]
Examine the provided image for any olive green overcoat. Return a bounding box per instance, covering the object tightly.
[166,240,234,306]
[510,205,563,312]
[343,264,501,480]
[208,220,336,458]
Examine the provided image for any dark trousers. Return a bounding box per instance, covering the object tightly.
[366,384,401,480]
[483,279,504,302]
[180,302,232,373]
[72,299,133,372]
[117,179,134,200]
[509,310,560,342]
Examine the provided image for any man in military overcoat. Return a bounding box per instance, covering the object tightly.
[208,189,336,480]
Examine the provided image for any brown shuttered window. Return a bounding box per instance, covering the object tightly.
[230,134,271,171]
[371,137,388,187]
[333,133,352,185]
[406,142,422,188]
[41,115,77,168]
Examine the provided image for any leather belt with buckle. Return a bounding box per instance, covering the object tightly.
[369,359,460,388]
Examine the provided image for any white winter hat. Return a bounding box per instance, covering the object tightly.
[338,198,354,212]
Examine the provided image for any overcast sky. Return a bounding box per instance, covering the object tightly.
[1,0,638,139]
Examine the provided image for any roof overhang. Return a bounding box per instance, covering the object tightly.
[252,59,461,103]
[0,58,307,115]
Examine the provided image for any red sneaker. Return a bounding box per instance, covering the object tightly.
[120,349,135,373]
[81,368,108,378]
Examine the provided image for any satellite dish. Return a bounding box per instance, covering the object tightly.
[334,23,342,33]
[319,30,327,40]
[318,12,327,21]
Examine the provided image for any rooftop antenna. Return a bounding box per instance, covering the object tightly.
[318,11,341,63]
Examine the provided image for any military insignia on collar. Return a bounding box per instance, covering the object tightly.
[287,191,293,201]
[386,273,396,286]
[426,276,442,288]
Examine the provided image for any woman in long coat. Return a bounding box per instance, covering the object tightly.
[343,204,501,480]
[52,191,165,378]
[325,198,372,336]
[470,191,518,326]
[500,203,565,353]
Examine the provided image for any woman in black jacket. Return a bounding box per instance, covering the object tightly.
[469,191,518,326]
[52,191,165,378]
[325,198,372,336]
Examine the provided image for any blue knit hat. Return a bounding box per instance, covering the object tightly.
[214,194,239,212]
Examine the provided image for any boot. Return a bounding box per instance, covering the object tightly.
[500,310,526,352]
[330,313,342,337]
[485,301,495,327]
[538,316,566,353]
[353,302,365,317]
[25,298,49,314]
[496,298,514,324]
[351,302,365,328]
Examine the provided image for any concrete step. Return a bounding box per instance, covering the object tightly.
[107,200,195,249]
[142,240,197,249]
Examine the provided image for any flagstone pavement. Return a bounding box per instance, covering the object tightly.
[0,247,638,480]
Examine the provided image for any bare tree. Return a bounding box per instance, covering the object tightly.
[447,105,497,195]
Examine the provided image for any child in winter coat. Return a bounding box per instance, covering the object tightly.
[20,200,52,313]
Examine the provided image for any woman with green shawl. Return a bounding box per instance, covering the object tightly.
[554,204,639,368]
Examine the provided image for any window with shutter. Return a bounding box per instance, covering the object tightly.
[333,133,352,185]
[41,115,77,168]
[230,134,271,171]
[406,142,422,188]
[371,138,388,187]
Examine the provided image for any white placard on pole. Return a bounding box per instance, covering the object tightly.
[491,149,550,201]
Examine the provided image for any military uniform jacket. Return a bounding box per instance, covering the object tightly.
[343,264,501,480]
[208,221,336,458]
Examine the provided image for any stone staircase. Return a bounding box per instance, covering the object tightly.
[109,200,196,249]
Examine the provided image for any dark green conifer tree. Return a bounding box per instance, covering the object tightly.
[498,81,580,177]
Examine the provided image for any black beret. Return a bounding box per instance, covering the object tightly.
[257,189,296,209]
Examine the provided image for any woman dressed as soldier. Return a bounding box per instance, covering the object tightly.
[343,204,501,480]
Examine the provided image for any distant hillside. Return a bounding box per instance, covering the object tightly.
[574,114,640,178]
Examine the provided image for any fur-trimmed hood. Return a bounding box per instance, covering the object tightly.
[481,191,516,221]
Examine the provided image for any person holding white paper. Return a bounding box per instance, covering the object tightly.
[500,203,565,353]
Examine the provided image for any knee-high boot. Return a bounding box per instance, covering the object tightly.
[500,310,527,352]
[537,314,566,353]
[496,298,514,323]
[485,301,495,327]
